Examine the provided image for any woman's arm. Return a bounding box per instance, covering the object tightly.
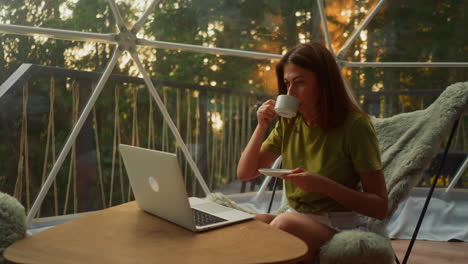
[237,125,279,181]
[283,169,388,220]
[237,99,280,181]
[323,170,388,220]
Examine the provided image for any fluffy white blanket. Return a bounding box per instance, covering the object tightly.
[369,82,468,235]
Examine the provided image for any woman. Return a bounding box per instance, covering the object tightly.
[237,43,388,263]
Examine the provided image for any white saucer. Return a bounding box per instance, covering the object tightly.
[258,168,293,177]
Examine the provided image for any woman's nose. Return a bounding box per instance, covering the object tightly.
[287,85,296,96]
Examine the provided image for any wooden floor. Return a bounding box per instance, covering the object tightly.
[392,240,468,264]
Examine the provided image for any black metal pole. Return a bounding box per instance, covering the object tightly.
[395,254,401,264]
[402,118,460,264]
[267,177,279,213]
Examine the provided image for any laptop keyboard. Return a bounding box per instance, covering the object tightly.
[192,208,227,226]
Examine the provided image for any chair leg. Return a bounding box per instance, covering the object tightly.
[267,177,279,213]
[395,253,401,264]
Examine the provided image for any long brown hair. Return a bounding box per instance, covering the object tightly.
[276,43,367,131]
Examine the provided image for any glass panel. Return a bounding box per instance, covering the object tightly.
[344,67,466,117]
[0,0,118,34]
[1,0,467,220]
[339,0,467,62]
[0,39,118,217]
[138,0,325,53]
[325,0,380,52]
[126,49,274,197]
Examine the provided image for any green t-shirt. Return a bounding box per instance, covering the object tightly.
[261,112,382,213]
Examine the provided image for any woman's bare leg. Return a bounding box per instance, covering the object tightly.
[270,212,336,263]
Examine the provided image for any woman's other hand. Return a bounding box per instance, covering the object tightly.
[281,168,326,192]
[257,99,277,128]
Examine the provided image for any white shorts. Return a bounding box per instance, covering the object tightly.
[287,207,368,231]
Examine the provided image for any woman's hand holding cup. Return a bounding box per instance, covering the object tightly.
[257,99,277,128]
[257,95,299,128]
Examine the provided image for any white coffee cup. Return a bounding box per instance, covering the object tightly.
[275,95,299,118]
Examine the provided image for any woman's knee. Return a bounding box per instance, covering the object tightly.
[270,212,297,232]
[270,212,336,241]
[254,214,276,224]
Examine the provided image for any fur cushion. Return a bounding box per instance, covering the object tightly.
[320,230,394,264]
[0,192,26,264]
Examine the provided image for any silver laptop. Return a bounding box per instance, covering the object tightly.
[119,144,254,232]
